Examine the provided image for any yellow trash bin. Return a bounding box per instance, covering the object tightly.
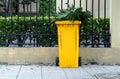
[55,21,81,68]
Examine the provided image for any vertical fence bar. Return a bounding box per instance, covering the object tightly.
[80,0,81,8]
[48,0,51,46]
[29,1,32,46]
[17,0,20,46]
[4,0,7,46]
[10,0,13,46]
[85,0,88,46]
[15,0,19,14]
[79,0,82,47]
[55,0,56,12]
[48,0,50,23]
[23,0,26,47]
[98,0,100,47]
[91,0,94,47]
[86,0,88,11]
[27,2,29,16]
[67,0,69,8]
[42,0,44,25]
[98,0,100,19]
[41,0,44,47]
[104,0,107,47]
[61,0,63,9]
[36,0,39,47]
[73,0,75,7]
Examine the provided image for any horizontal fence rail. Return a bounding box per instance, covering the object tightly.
[0,0,110,47]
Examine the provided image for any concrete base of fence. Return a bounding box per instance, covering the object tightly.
[0,47,120,65]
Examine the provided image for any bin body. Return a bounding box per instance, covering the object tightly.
[55,21,81,68]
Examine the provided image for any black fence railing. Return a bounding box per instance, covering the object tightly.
[0,0,110,47]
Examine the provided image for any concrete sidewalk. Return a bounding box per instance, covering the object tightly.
[0,65,120,79]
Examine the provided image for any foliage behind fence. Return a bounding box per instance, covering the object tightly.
[0,16,110,47]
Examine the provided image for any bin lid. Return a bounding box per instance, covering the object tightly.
[55,21,81,25]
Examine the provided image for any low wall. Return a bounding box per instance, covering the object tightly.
[0,47,120,65]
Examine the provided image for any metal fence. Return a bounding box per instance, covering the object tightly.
[0,0,110,47]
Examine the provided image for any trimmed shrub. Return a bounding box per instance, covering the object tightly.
[39,0,56,16]
[0,16,110,47]
[81,18,110,47]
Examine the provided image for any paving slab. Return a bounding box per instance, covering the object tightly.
[42,66,68,79]
[63,67,94,79]
[0,65,20,79]
[17,65,42,79]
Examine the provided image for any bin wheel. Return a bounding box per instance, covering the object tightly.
[56,57,59,66]
[78,57,81,66]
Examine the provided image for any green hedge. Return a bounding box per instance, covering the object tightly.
[39,0,55,16]
[0,16,110,47]
[0,16,57,47]
[80,18,110,47]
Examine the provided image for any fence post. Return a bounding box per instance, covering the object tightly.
[111,0,120,47]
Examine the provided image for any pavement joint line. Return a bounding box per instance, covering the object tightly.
[94,74,99,79]
[16,65,22,79]
[63,69,69,79]
[41,66,43,79]
[82,66,97,79]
